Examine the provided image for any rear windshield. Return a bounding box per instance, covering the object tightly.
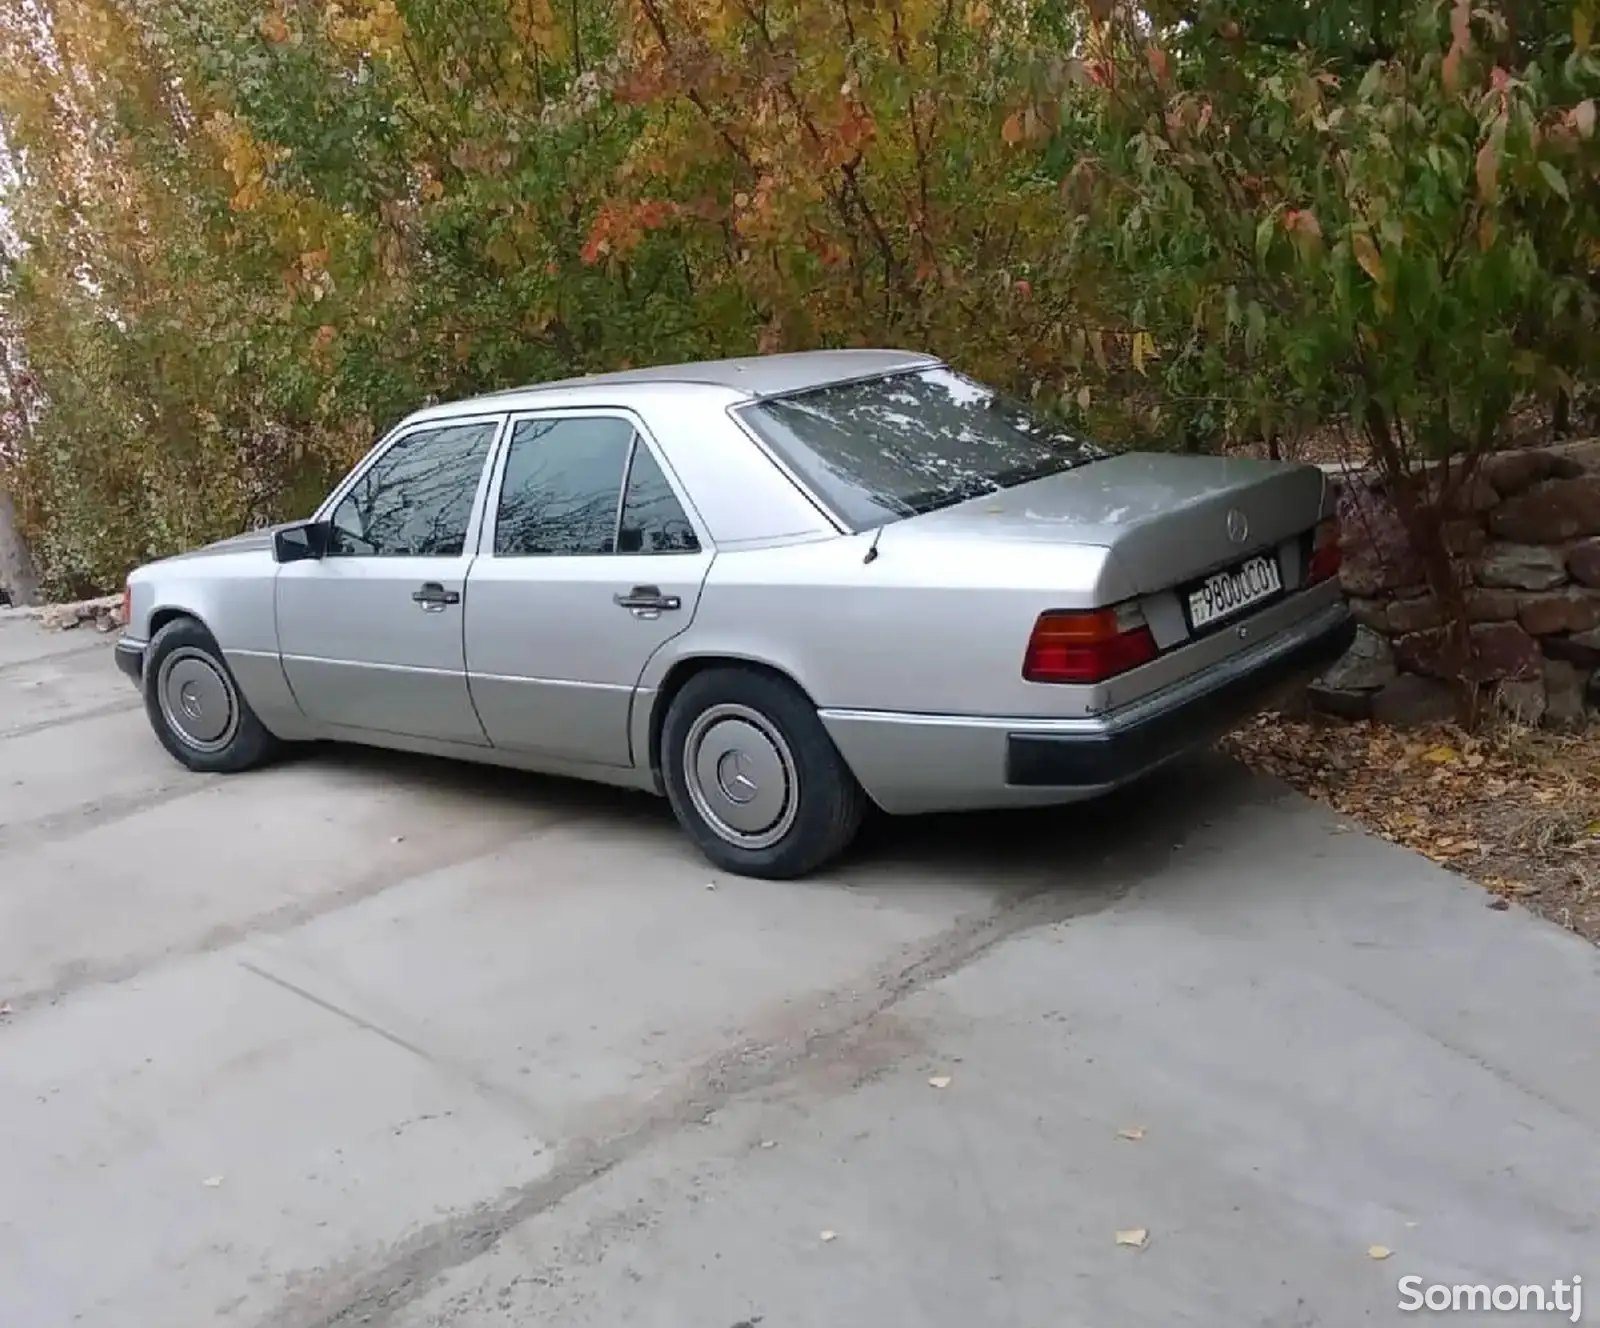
[738,366,1106,532]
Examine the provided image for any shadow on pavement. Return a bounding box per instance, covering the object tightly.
[298,740,1278,898]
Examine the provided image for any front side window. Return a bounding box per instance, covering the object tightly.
[327,421,497,557]
[738,366,1106,532]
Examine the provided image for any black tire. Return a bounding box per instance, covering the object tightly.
[142,616,280,774]
[660,666,867,880]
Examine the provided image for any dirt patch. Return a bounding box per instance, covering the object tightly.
[1223,715,1600,944]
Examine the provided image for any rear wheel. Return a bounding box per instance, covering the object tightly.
[143,616,280,774]
[661,667,866,880]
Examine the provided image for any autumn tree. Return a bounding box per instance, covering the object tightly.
[0,0,1597,626]
[1065,0,1600,715]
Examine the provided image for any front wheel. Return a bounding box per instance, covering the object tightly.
[661,667,867,880]
[143,616,281,774]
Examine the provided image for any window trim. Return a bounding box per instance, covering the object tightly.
[313,412,510,559]
[479,407,712,559]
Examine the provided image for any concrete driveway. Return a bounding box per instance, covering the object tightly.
[1,612,1596,1328]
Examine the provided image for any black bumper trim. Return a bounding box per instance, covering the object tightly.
[114,638,145,686]
[1006,610,1356,788]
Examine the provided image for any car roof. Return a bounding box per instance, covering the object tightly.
[417,349,941,419]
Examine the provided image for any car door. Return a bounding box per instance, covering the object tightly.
[464,410,712,768]
[275,416,504,746]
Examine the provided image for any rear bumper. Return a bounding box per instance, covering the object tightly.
[820,600,1354,815]
[114,637,145,686]
[1005,605,1354,787]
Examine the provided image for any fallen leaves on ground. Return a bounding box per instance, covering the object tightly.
[1223,714,1600,944]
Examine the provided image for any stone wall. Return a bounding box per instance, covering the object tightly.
[1311,439,1600,728]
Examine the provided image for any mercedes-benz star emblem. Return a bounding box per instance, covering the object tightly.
[719,750,759,804]
[1225,508,1249,544]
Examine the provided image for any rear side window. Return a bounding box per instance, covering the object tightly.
[739,366,1104,532]
[327,421,497,557]
[495,417,634,556]
[618,444,700,554]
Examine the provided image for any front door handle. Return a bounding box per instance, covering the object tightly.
[412,582,461,612]
[614,585,681,616]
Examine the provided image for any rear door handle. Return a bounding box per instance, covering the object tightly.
[614,585,681,615]
[412,581,461,611]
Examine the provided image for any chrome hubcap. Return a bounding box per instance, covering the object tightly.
[682,703,799,850]
[156,646,239,753]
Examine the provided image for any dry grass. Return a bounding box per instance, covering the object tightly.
[1222,715,1600,943]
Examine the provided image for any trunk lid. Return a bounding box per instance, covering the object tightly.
[885,452,1328,596]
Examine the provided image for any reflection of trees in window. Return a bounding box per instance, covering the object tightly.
[495,417,633,557]
[330,422,496,556]
[744,367,1105,531]
[618,444,700,554]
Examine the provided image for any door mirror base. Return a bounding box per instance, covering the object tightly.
[273,521,331,564]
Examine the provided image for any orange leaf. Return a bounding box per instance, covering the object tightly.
[1351,231,1386,285]
[1001,112,1024,145]
[1441,44,1462,94]
[1475,138,1499,202]
[1146,45,1169,84]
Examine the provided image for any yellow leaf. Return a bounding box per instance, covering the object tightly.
[1131,330,1157,376]
[1368,1245,1392,1260]
[1116,1228,1150,1249]
[1117,1126,1146,1140]
[1351,231,1386,285]
[1076,384,1092,411]
[1576,8,1592,48]
[1422,745,1458,764]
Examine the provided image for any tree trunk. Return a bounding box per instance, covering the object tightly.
[1362,402,1479,727]
[0,484,40,606]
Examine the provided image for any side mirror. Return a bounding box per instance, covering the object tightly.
[273,520,331,564]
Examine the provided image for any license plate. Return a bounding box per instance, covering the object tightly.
[1187,555,1282,629]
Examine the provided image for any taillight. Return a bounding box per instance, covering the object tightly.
[1307,518,1341,584]
[1023,606,1159,684]
[121,582,131,627]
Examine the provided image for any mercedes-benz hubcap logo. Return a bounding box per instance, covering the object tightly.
[1226,508,1249,544]
[718,750,759,804]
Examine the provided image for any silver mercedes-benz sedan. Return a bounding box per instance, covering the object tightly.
[115,349,1353,878]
